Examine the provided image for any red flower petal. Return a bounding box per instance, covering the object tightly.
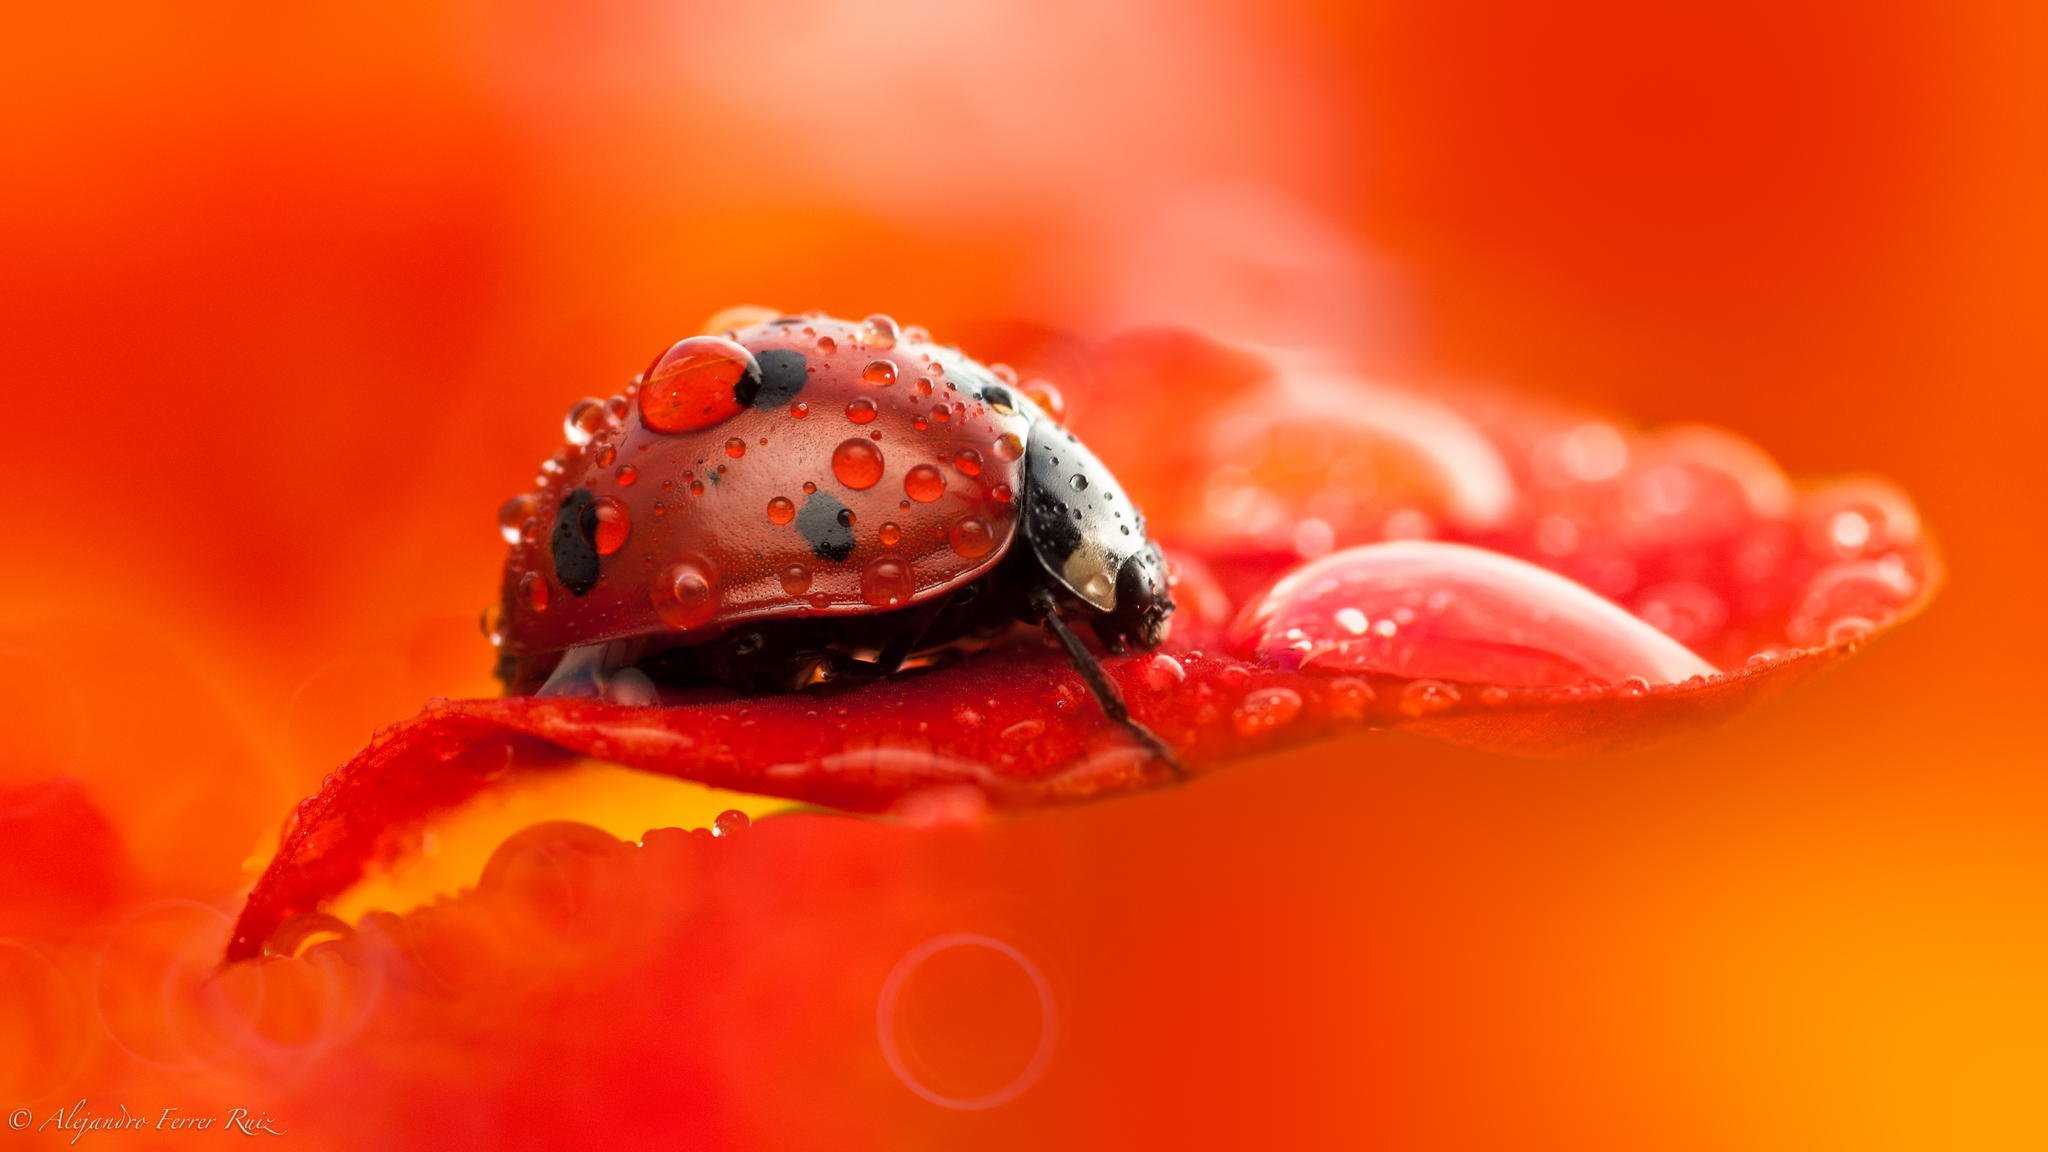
[228,326,1939,961]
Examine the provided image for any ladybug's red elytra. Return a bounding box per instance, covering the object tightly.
[494,310,1180,769]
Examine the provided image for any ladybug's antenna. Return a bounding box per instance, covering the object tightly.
[1031,587,1186,779]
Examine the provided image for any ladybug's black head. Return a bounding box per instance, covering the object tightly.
[1006,387,1174,651]
[1094,540,1173,650]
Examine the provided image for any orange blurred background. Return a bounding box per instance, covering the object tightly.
[2,1,2042,1148]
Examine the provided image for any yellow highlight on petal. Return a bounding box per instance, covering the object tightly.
[328,761,800,924]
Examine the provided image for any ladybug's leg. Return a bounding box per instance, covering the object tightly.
[1030,588,1186,779]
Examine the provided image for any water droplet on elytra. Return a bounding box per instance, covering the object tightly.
[948,517,994,559]
[591,497,630,556]
[725,437,746,459]
[862,360,898,387]
[905,463,946,503]
[847,397,879,424]
[519,571,548,612]
[651,557,720,630]
[862,556,915,607]
[767,496,796,525]
[832,439,885,490]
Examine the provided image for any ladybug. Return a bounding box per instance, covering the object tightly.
[493,311,1180,770]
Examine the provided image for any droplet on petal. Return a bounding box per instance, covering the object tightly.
[1229,541,1717,689]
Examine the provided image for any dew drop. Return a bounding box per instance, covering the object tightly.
[1398,680,1460,716]
[1022,380,1066,423]
[499,495,537,544]
[563,397,610,445]
[862,359,898,387]
[767,496,796,525]
[519,571,548,612]
[595,443,617,468]
[725,437,746,459]
[591,497,630,556]
[948,517,995,560]
[816,335,837,355]
[1233,686,1303,735]
[990,484,1014,505]
[1144,653,1187,691]
[914,377,933,397]
[1618,676,1651,698]
[833,439,885,490]
[711,809,750,838]
[1325,677,1375,719]
[862,555,915,608]
[953,448,984,477]
[639,336,754,433]
[790,400,809,419]
[992,432,1024,461]
[1069,473,1089,492]
[779,564,813,596]
[859,314,900,349]
[879,521,903,547]
[615,464,638,486]
[802,481,818,494]
[651,556,721,630]
[847,397,879,425]
[904,463,947,503]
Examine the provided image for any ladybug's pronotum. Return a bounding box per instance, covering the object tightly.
[493,310,1182,770]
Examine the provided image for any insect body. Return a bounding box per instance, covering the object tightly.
[495,312,1178,769]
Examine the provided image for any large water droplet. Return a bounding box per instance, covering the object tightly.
[833,440,885,490]
[651,556,720,630]
[591,497,630,556]
[862,556,916,608]
[860,314,900,349]
[1229,541,1717,689]
[1232,686,1303,735]
[639,337,754,433]
[499,495,536,544]
[519,571,549,612]
[862,359,899,387]
[847,397,879,424]
[767,496,796,525]
[992,432,1024,461]
[948,517,995,559]
[904,463,946,503]
[563,397,610,445]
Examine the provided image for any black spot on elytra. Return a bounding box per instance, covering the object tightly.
[795,489,855,562]
[551,488,601,595]
[980,384,1015,412]
[735,349,807,408]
